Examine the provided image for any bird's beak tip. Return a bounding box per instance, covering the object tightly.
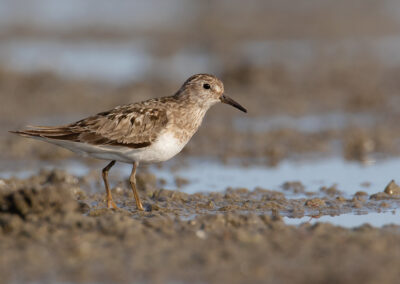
[220,94,247,113]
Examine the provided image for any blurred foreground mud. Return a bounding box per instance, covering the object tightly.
[1,171,400,284]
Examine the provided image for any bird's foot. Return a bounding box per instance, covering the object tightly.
[136,200,144,211]
[107,198,118,209]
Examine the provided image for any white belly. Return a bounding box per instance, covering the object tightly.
[32,131,187,164]
[122,131,187,163]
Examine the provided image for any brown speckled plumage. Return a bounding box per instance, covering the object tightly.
[11,73,246,210]
[13,74,227,147]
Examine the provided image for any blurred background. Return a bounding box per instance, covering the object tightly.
[2,0,400,171]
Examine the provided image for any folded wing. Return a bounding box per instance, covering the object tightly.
[11,104,169,149]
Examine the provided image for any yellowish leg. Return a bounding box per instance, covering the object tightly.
[102,160,117,209]
[129,162,144,211]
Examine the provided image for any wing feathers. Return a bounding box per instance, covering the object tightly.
[11,100,170,149]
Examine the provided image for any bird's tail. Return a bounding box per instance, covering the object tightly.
[9,125,78,140]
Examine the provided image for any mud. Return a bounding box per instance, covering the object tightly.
[0,170,400,284]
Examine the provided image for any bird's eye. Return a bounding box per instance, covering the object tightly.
[203,83,211,90]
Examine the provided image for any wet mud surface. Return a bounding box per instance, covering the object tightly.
[1,170,400,284]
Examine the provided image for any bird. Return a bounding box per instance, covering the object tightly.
[10,74,247,210]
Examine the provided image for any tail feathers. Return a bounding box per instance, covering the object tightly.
[9,126,79,140]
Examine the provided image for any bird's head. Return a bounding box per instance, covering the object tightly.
[176,73,247,113]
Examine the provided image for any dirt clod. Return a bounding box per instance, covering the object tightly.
[384,180,400,195]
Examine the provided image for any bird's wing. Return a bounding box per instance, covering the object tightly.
[11,103,169,149]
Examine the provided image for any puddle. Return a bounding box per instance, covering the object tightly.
[0,159,90,179]
[234,112,381,133]
[284,211,400,228]
[1,156,400,197]
[149,157,400,196]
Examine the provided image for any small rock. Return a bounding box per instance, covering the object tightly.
[384,180,400,195]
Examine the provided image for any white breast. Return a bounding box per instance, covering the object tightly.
[123,131,187,163]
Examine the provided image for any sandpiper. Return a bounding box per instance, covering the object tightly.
[11,74,247,210]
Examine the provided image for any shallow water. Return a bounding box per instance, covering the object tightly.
[150,157,400,196]
[1,156,399,196]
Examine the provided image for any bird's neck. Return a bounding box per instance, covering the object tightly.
[167,98,209,144]
[176,91,215,111]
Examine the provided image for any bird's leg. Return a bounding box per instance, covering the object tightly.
[129,162,144,211]
[102,160,117,209]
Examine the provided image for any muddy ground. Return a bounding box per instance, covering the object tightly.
[1,170,400,284]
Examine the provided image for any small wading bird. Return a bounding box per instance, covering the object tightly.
[11,74,247,210]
